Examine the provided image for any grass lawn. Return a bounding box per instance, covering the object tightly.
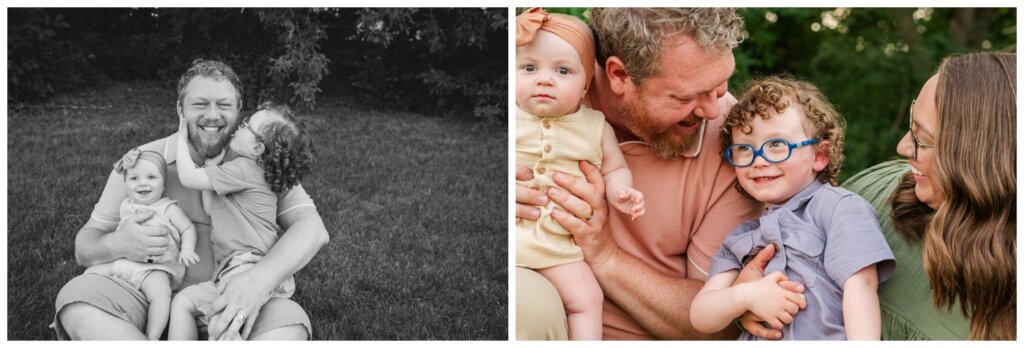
[7,81,508,340]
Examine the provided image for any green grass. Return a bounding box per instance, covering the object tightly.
[7,81,508,340]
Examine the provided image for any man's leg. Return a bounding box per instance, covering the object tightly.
[250,324,309,340]
[54,274,149,340]
[245,297,312,340]
[516,267,569,340]
[58,303,148,340]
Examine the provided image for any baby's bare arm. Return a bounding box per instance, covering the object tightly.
[599,121,644,217]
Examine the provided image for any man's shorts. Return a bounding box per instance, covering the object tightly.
[54,273,311,340]
[516,267,568,340]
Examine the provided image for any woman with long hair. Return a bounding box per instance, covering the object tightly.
[844,51,1015,340]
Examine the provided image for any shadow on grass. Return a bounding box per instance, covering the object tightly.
[7,81,508,340]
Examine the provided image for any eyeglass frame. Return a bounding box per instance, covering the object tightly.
[238,116,264,144]
[724,138,820,168]
[908,99,935,161]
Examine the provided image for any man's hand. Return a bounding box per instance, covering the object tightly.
[734,244,806,339]
[114,218,170,263]
[547,161,615,267]
[207,268,275,340]
[515,164,548,222]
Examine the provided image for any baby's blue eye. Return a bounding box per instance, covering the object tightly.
[557,67,569,75]
[523,64,536,72]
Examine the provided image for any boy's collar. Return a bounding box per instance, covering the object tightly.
[769,180,827,212]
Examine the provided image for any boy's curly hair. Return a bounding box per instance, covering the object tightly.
[720,75,846,197]
[255,102,315,194]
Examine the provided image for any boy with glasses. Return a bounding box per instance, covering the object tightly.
[689,76,895,340]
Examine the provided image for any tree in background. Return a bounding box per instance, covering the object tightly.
[8,8,507,124]
[546,8,1015,180]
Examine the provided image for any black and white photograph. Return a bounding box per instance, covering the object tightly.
[7,7,508,340]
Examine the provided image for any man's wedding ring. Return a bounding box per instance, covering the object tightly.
[237,313,245,322]
[580,207,594,222]
[146,256,154,264]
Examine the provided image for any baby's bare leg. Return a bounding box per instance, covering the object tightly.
[168,290,202,340]
[139,271,172,340]
[537,261,604,340]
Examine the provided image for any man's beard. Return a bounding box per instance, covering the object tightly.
[618,97,699,159]
[188,123,234,159]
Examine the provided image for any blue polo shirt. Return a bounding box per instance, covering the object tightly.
[708,180,896,340]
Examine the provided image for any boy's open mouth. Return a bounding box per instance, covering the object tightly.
[752,175,781,183]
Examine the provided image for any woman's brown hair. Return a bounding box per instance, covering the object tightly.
[920,52,1016,340]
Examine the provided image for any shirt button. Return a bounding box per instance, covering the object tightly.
[542,120,551,129]
[537,167,546,175]
[544,144,552,153]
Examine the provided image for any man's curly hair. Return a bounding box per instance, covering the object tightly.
[720,75,846,197]
[254,102,315,194]
[589,8,744,86]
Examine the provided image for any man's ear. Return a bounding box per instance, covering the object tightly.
[604,56,634,96]
[813,140,831,172]
[176,101,183,119]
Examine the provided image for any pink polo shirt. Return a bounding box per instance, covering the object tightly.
[89,134,316,289]
[602,114,763,340]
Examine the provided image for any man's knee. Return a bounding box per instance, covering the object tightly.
[57,302,139,340]
[250,324,308,340]
[516,267,569,340]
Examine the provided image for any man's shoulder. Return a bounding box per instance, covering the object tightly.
[135,135,173,159]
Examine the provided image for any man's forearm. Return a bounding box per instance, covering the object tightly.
[74,224,122,267]
[250,209,329,286]
[591,247,740,339]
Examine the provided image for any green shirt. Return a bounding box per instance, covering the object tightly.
[842,160,970,340]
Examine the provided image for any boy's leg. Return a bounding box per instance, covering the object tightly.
[138,271,172,340]
[537,261,604,340]
[168,290,202,340]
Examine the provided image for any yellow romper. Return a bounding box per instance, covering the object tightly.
[516,105,605,269]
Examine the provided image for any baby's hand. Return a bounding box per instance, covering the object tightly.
[132,208,155,224]
[179,249,200,267]
[612,187,645,220]
[743,271,807,330]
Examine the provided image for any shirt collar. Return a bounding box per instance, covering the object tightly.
[769,179,826,212]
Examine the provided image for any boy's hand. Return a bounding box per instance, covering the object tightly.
[178,117,188,135]
[179,249,200,267]
[742,271,807,330]
[132,208,155,224]
[611,187,645,220]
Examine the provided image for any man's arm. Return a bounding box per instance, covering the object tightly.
[208,205,329,339]
[547,161,739,339]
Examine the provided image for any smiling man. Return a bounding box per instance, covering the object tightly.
[54,59,329,340]
[515,8,768,340]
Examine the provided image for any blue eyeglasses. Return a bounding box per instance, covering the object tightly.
[725,138,819,167]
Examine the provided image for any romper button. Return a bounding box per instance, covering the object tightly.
[544,144,552,153]
[542,120,551,129]
[537,167,546,174]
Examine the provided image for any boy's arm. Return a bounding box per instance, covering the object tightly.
[842,265,881,340]
[599,121,644,218]
[690,271,747,333]
[176,119,214,190]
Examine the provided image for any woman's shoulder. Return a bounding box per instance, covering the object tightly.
[841,160,909,208]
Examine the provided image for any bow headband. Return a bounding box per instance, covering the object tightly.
[113,148,167,180]
[516,8,596,90]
